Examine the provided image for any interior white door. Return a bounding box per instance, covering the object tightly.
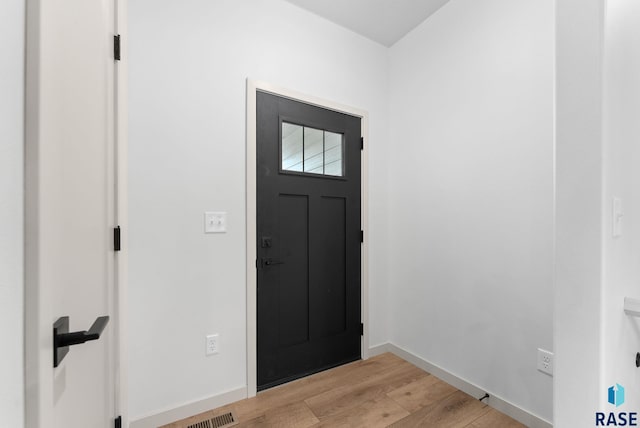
[26,0,120,426]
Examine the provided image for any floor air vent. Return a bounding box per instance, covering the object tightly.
[186,412,237,428]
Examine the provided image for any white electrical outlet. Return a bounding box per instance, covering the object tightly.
[537,348,553,375]
[206,334,219,356]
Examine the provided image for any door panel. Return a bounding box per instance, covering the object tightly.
[314,196,347,338]
[257,92,361,390]
[29,0,118,426]
[277,194,310,347]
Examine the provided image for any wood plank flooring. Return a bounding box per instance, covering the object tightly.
[161,353,525,428]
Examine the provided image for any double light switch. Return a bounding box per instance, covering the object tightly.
[205,212,227,233]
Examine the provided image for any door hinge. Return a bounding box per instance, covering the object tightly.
[115,416,122,428]
[360,323,364,336]
[360,137,364,150]
[114,35,121,61]
[114,226,121,251]
[360,230,364,243]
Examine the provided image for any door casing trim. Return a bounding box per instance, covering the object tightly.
[246,79,370,397]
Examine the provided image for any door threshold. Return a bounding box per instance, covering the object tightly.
[257,355,361,392]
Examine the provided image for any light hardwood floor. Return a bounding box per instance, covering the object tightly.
[162,353,525,428]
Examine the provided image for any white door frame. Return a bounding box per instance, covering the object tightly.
[114,0,129,423]
[245,79,370,397]
[24,0,129,425]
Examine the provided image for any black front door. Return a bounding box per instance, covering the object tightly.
[257,91,362,390]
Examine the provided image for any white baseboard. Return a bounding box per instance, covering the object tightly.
[367,343,391,358]
[371,343,552,428]
[130,345,552,428]
[129,387,247,428]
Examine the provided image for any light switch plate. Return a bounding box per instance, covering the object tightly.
[613,197,623,238]
[205,212,227,233]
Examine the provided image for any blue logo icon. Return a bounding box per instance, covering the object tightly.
[608,384,625,407]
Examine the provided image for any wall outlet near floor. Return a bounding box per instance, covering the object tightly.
[206,334,219,356]
[537,348,553,375]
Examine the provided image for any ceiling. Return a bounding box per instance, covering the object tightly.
[283,0,451,47]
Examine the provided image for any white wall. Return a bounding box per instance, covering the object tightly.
[128,0,389,420]
[388,0,554,422]
[603,0,640,414]
[555,0,605,425]
[0,0,25,426]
